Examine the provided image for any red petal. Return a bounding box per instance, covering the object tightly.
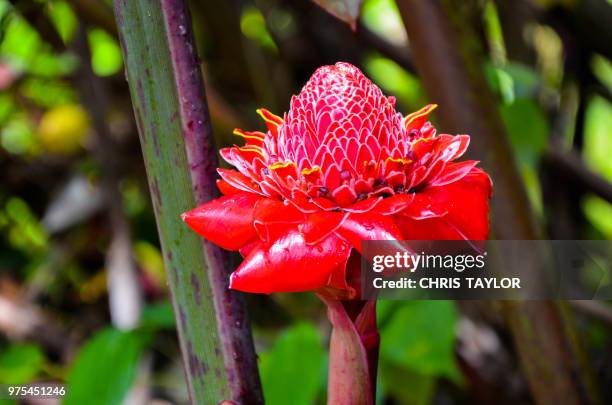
[217,168,264,196]
[216,179,241,196]
[434,134,470,162]
[252,199,303,243]
[256,108,283,137]
[336,213,404,252]
[181,193,260,250]
[397,168,491,240]
[404,104,438,131]
[376,194,415,215]
[233,128,265,147]
[300,211,348,244]
[332,184,358,206]
[229,231,351,293]
[344,197,382,213]
[431,160,479,187]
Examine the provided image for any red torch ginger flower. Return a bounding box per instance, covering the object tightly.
[182,62,491,296]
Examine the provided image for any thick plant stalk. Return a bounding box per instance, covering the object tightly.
[395,1,601,404]
[320,296,379,405]
[113,1,262,403]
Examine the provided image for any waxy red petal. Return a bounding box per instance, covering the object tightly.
[337,213,404,253]
[397,168,491,240]
[217,168,264,196]
[229,231,351,293]
[181,193,260,251]
[216,179,241,196]
[252,199,303,243]
[404,104,438,131]
[300,211,348,244]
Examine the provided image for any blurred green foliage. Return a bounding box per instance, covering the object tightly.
[241,6,277,52]
[378,301,461,381]
[0,344,45,384]
[259,323,325,405]
[65,327,152,405]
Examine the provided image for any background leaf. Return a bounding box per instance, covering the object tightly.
[0,344,45,384]
[259,322,325,405]
[378,301,460,381]
[311,0,363,28]
[64,327,151,405]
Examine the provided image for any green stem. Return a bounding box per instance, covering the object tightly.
[113,1,262,403]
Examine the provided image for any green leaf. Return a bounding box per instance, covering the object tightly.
[584,96,612,181]
[584,196,612,239]
[361,0,406,46]
[88,29,123,77]
[380,362,436,405]
[365,55,425,108]
[500,98,548,165]
[240,7,277,52]
[0,344,45,384]
[378,301,460,381]
[65,327,151,405]
[140,301,175,329]
[259,323,325,405]
[47,1,78,42]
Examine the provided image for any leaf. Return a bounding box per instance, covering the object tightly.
[0,344,45,384]
[500,98,548,165]
[88,29,123,77]
[311,0,364,29]
[584,96,612,181]
[259,322,325,405]
[378,300,461,381]
[64,327,151,405]
[380,362,436,405]
[140,301,175,329]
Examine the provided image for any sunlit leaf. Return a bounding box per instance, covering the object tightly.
[0,116,35,155]
[47,1,78,42]
[4,198,48,252]
[259,323,325,405]
[584,197,612,239]
[20,78,76,108]
[365,55,425,109]
[65,327,151,405]
[135,241,166,288]
[0,344,45,384]
[88,29,123,76]
[240,7,278,52]
[584,96,612,181]
[592,55,612,91]
[361,0,407,46]
[311,0,363,29]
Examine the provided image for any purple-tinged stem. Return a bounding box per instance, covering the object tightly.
[113,1,262,403]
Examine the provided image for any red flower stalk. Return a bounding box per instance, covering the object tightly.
[182,62,491,403]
